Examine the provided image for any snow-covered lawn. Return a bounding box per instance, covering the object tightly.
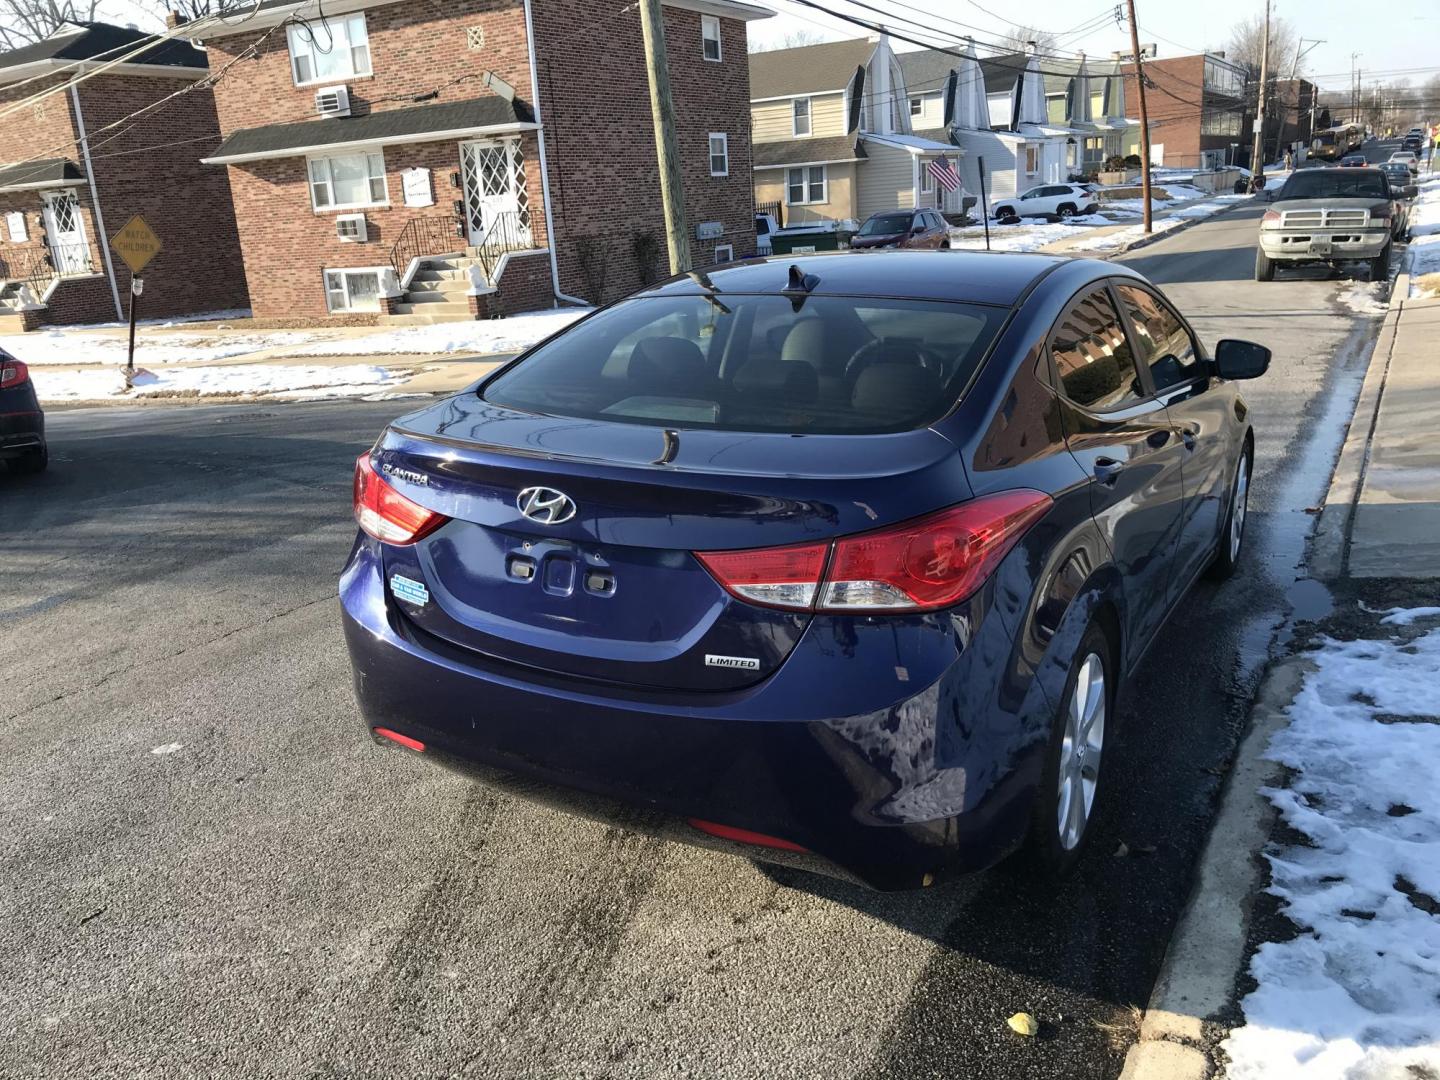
[1406,175,1440,298]
[286,307,591,357]
[31,363,411,403]
[0,329,321,366]
[948,220,1095,252]
[1064,217,1185,252]
[1223,613,1440,1080]
[949,191,1241,255]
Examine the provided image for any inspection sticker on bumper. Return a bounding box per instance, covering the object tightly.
[390,574,430,606]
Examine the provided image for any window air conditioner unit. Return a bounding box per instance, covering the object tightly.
[335,213,367,242]
[315,85,351,118]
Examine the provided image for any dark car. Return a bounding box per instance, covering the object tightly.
[340,251,1269,890]
[1340,153,1369,167]
[0,350,45,474]
[1403,134,1423,153]
[850,209,950,250]
[1379,162,1417,238]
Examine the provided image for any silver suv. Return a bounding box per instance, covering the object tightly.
[1256,168,1395,281]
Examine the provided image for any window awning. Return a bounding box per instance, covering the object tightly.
[0,158,85,192]
[203,96,537,165]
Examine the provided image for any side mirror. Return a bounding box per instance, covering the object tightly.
[911,225,925,235]
[1214,339,1271,380]
[1405,185,1418,199]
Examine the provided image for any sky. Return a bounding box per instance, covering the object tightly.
[90,0,1439,96]
[746,0,1440,94]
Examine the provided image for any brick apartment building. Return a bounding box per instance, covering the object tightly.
[198,0,769,324]
[0,22,248,330]
[1122,52,1252,170]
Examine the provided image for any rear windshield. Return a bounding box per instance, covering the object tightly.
[858,213,913,236]
[1280,170,1388,199]
[481,293,1007,435]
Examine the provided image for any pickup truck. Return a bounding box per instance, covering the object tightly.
[1256,167,1400,281]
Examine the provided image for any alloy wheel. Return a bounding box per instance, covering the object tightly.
[1057,652,1106,850]
[1230,455,1250,562]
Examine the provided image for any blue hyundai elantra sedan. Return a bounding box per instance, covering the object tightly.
[340,250,1269,890]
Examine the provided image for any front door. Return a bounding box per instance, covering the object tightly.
[459,139,530,250]
[41,192,89,275]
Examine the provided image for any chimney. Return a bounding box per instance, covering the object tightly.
[165,10,188,29]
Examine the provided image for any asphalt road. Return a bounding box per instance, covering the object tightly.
[0,207,1382,1080]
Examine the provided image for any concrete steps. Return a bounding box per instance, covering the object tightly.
[379,310,475,326]
[0,312,27,333]
[382,253,494,325]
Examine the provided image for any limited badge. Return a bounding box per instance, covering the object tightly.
[391,574,430,606]
[705,654,760,670]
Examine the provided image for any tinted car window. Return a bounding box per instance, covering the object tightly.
[1278,170,1388,199]
[483,294,1007,435]
[859,213,914,236]
[1115,284,1198,391]
[1050,289,1144,411]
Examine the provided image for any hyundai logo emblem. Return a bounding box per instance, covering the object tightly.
[516,485,577,525]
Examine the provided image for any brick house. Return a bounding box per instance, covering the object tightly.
[198,0,769,324]
[0,22,248,330]
[1122,52,1252,170]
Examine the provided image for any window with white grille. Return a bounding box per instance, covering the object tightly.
[701,15,721,61]
[308,152,387,210]
[324,268,382,312]
[793,97,811,137]
[708,133,728,177]
[288,14,371,86]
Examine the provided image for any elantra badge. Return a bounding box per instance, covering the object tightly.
[705,654,760,670]
[517,486,577,525]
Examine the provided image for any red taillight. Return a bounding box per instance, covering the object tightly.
[693,541,829,610]
[688,818,808,852]
[373,727,425,752]
[695,490,1052,614]
[0,359,29,388]
[352,453,448,545]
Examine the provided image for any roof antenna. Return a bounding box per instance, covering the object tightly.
[781,264,819,312]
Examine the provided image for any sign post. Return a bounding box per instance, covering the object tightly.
[109,215,161,388]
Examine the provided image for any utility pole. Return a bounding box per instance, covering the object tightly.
[1275,38,1323,164]
[1249,0,1271,177]
[637,0,691,275]
[1124,0,1153,233]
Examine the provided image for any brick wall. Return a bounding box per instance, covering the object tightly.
[75,75,249,319]
[205,0,534,133]
[224,132,546,317]
[1123,56,1251,168]
[531,1,757,305]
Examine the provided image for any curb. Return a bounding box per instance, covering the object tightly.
[1309,269,1407,580]
[1117,655,1315,1080]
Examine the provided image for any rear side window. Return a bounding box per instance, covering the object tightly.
[1115,284,1198,391]
[1049,288,1144,411]
[482,294,1007,435]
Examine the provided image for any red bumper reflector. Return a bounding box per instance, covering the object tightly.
[687,818,807,852]
[373,727,425,752]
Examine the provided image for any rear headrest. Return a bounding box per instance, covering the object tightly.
[732,358,819,403]
[627,336,707,392]
[851,363,943,424]
[780,319,846,376]
[870,340,928,369]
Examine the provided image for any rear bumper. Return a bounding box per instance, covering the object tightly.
[0,408,44,458]
[1259,228,1389,260]
[339,540,1050,890]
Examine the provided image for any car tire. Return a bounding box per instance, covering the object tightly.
[939,240,950,249]
[995,205,1015,218]
[1018,622,1115,880]
[13,443,47,475]
[1370,243,1390,282]
[1058,204,1077,218]
[1207,440,1252,581]
[1255,249,1276,281]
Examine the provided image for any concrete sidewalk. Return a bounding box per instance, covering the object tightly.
[1315,277,1440,579]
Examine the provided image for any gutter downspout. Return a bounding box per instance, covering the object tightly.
[71,83,124,322]
[522,0,588,308]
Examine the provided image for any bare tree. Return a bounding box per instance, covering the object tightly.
[997,25,1057,55]
[0,0,101,49]
[749,28,826,54]
[1226,14,1302,80]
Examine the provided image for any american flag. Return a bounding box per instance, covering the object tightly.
[926,154,961,193]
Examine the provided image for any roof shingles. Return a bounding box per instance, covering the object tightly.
[749,38,873,99]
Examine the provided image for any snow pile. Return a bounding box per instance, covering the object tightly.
[1224,615,1440,1080]
[32,363,410,402]
[1065,218,1184,252]
[948,221,1094,252]
[1336,281,1389,316]
[1406,176,1440,298]
[286,308,592,357]
[0,329,320,366]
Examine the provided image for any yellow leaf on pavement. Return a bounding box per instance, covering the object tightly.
[1007,1012,1039,1037]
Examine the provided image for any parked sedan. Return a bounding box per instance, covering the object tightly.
[340,251,1269,890]
[992,183,1100,220]
[1340,153,1369,167]
[0,350,46,474]
[1379,162,1417,238]
[1390,150,1420,175]
[849,209,951,250]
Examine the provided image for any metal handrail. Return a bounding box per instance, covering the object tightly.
[470,209,533,280]
[0,247,57,294]
[390,216,464,279]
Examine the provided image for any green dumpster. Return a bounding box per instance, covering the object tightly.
[769,229,841,255]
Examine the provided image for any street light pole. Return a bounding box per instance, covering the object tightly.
[1124,0,1153,233]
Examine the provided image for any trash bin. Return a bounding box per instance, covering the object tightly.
[769,229,840,255]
